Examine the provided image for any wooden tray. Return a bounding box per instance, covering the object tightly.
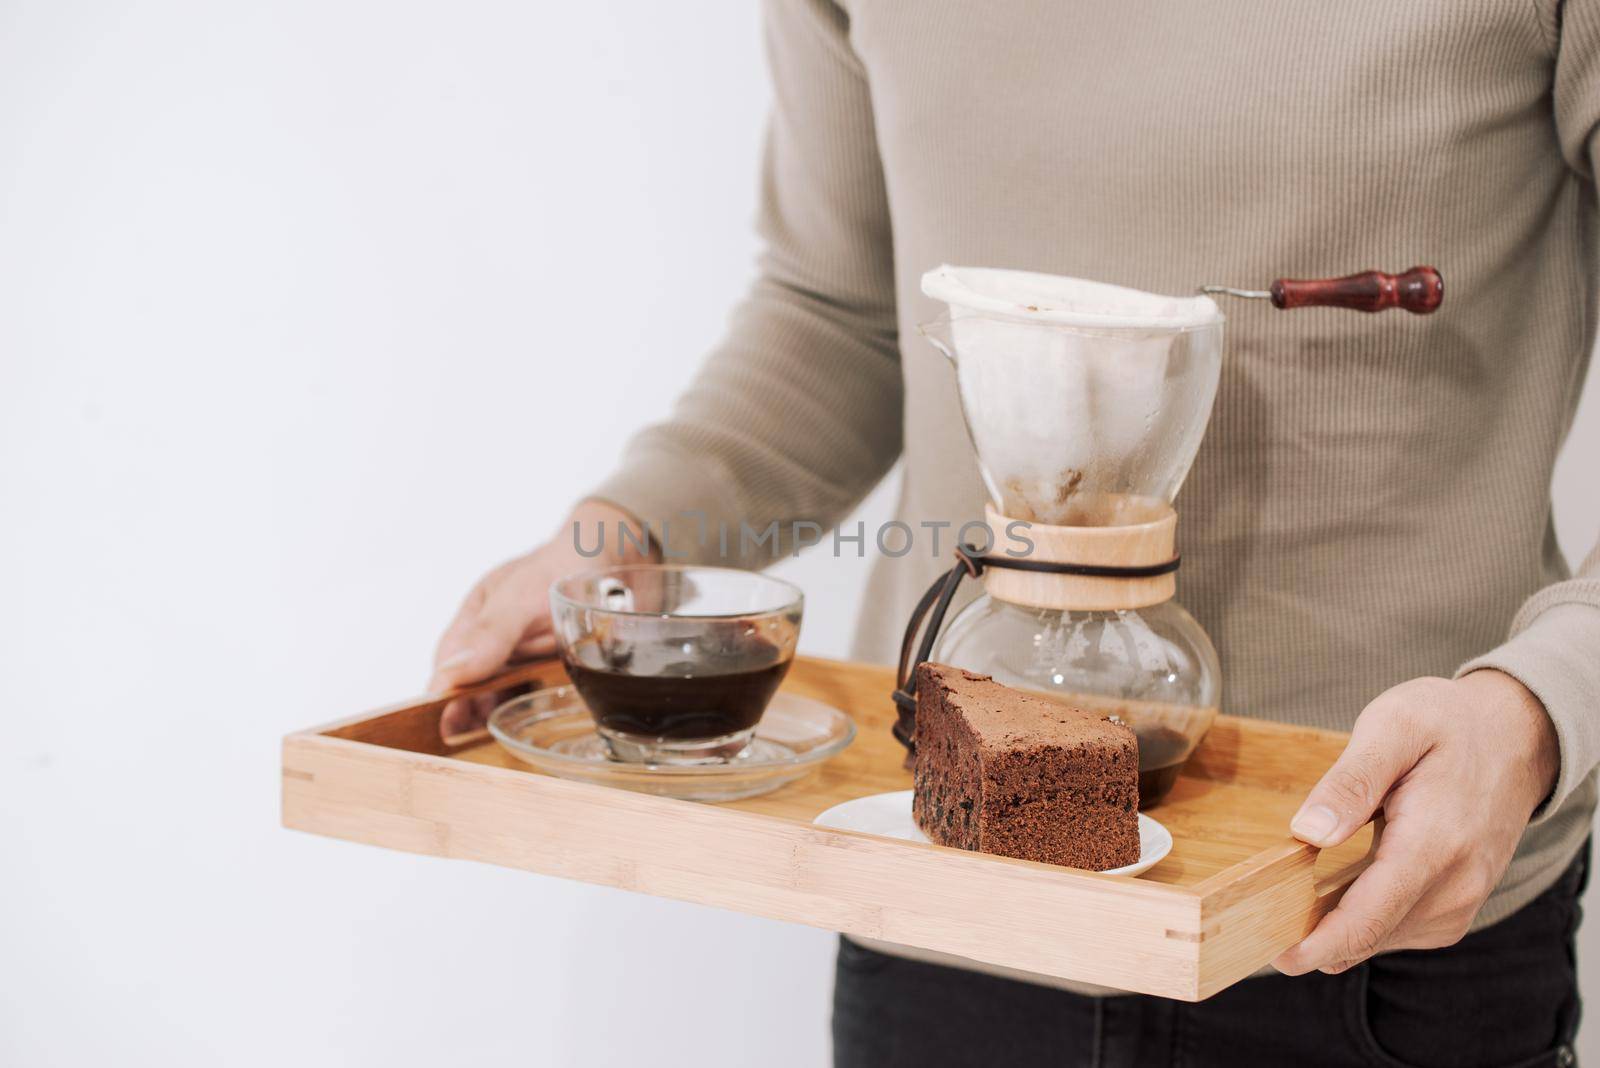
[281,656,1374,1000]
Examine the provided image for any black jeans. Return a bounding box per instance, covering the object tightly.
[833,849,1586,1068]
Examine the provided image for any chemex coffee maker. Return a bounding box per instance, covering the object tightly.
[893,263,1442,806]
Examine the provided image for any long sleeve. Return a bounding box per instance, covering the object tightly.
[1456,0,1600,819]
[589,0,900,564]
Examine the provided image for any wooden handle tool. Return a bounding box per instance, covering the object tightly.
[1203,267,1443,314]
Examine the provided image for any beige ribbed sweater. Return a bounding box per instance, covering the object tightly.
[594,0,1600,983]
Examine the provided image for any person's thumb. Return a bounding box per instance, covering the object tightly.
[430,589,541,693]
[430,639,514,694]
[1290,700,1425,848]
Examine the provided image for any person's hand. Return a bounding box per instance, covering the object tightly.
[1272,669,1558,975]
[429,499,655,740]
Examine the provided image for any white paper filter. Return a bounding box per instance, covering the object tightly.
[921,265,1222,524]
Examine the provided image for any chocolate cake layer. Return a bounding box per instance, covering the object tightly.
[912,663,1140,870]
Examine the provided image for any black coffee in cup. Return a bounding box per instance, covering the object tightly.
[562,636,791,742]
[551,565,804,764]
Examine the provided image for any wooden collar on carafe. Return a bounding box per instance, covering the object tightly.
[983,497,1177,611]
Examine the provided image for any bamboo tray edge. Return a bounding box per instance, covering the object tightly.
[281,656,1372,1001]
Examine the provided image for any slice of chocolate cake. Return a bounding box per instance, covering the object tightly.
[912,663,1140,870]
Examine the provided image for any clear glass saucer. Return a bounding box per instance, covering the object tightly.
[488,686,855,802]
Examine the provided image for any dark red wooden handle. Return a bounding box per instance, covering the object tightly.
[1270,267,1443,314]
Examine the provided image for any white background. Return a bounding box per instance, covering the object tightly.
[2,3,1595,1065]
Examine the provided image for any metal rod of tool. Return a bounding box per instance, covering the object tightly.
[1199,285,1273,300]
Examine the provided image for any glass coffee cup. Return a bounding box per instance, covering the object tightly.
[549,565,804,764]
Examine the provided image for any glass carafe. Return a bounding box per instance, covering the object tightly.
[916,265,1226,806]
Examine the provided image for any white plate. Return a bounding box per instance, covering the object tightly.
[813,789,1171,877]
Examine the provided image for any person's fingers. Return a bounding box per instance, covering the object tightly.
[511,631,557,661]
[432,580,493,681]
[430,562,551,693]
[430,636,515,694]
[439,696,479,739]
[439,691,510,742]
[1289,697,1431,849]
[1397,857,1493,949]
[1272,828,1434,975]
